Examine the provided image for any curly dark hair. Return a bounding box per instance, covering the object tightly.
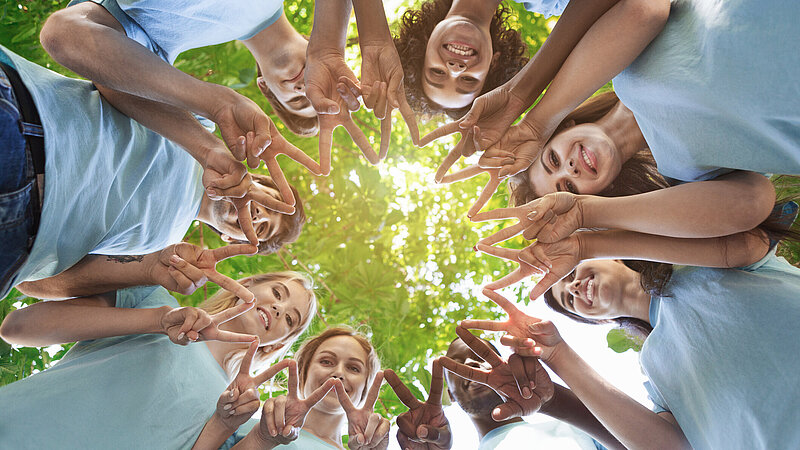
[393,0,529,120]
[206,174,306,255]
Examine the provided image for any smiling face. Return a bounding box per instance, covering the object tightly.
[550,260,638,319]
[422,17,494,109]
[527,124,624,196]
[444,338,503,416]
[302,335,371,413]
[256,35,316,119]
[225,279,313,347]
[210,184,284,244]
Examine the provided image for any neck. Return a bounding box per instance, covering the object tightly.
[470,414,523,440]
[597,102,647,164]
[447,0,500,25]
[302,406,347,449]
[243,14,303,64]
[621,272,653,325]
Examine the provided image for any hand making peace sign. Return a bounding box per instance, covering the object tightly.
[215,340,292,431]
[439,326,554,421]
[151,242,257,299]
[334,373,391,450]
[385,361,452,450]
[257,360,337,444]
[436,165,504,218]
[159,300,256,345]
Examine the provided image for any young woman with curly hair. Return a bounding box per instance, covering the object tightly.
[393,0,529,120]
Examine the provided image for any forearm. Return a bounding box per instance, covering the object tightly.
[95,84,223,166]
[16,253,157,300]
[0,296,167,346]
[540,384,625,450]
[230,428,279,450]
[309,0,353,55]
[41,3,234,119]
[521,0,670,134]
[581,171,776,238]
[580,228,770,268]
[193,414,237,450]
[508,0,620,109]
[352,0,391,43]
[546,346,690,450]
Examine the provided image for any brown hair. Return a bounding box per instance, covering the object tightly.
[257,65,319,137]
[200,272,317,378]
[508,91,669,207]
[393,0,528,120]
[206,173,306,255]
[294,326,381,407]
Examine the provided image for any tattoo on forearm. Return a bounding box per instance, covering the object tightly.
[105,255,144,264]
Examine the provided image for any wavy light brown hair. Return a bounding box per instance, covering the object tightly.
[393,0,528,120]
[508,91,669,207]
[200,271,317,379]
[294,326,381,407]
[206,173,306,255]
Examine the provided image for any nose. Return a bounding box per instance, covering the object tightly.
[253,204,268,224]
[293,80,305,94]
[568,278,581,297]
[446,60,466,75]
[565,156,580,175]
[271,304,282,318]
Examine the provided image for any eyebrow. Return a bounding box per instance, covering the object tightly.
[318,350,366,366]
[541,153,552,175]
[424,73,444,89]
[559,290,569,310]
[292,306,301,327]
[278,282,290,300]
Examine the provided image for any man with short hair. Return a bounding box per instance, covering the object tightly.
[0,47,303,299]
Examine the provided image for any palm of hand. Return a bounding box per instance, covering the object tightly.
[397,405,449,450]
[201,149,247,194]
[360,45,402,95]
[466,90,526,153]
[526,193,582,243]
[213,96,270,162]
[307,54,358,111]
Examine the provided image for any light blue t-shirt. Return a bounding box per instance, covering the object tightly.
[613,0,800,181]
[280,430,339,449]
[0,286,257,449]
[640,249,800,449]
[72,0,283,64]
[478,420,599,450]
[0,47,204,291]
[513,0,569,18]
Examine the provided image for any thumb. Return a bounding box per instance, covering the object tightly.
[306,84,340,115]
[459,102,484,129]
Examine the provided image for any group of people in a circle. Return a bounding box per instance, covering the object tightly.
[1,0,799,448]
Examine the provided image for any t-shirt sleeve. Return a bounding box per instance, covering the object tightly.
[68,0,170,63]
[643,380,670,414]
[737,246,778,272]
[115,285,178,309]
[511,0,570,17]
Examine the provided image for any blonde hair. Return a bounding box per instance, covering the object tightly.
[294,326,381,407]
[200,272,317,379]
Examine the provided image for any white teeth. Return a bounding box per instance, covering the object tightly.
[581,148,595,170]
[445,44,476,56]
[259,310,269,330]
[586,279,594,303]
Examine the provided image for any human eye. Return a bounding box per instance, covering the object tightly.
[272,287,281,300]
[349,365,361,373]
[567,294,574,308]
[320,358,333,366]
[549,150,559,168]
[460,76,479,83]
[429,68,446,76]
[286,315,294,327]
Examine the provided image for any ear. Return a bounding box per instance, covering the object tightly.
[562,119,576,129]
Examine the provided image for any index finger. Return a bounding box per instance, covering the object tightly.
[304,378,337,408]
[362,371,385,410]
[477,223,525,247]
[333,379,357,414]
[470,207,524,223]
[379,115,391,160]
[439,164,484,184]
[529,272,563,301]
[419,121,460,147]
[232,197,258,246]
[287,359,300,399]
[211,301,255,325]
[438,356,487,384]
[467,174,502,218]
[253,358,292,387]
[249,187,295,215]
[384,369,422,409]
[264,157,295,208]
[207,271,256,303]
[481,289,522,317]
[238,338,260,376]
[455,326,503,368]
[278,142,324,176]
[475,244,521,263]
[398,97,420,146]
[342,118,380,165]
[427,359,444,406]
[210,243,259,261]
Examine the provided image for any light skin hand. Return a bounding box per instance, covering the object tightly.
[439,326,554,420]
[474,245,545,292]
[334,374,391,450]
[216,341,292,432]
[483,121,547,178]
[385,361,452,450]
[257,360,336,445]
[160,301,257,345]
[305,52,380,170]
[150,242,258,298]
[436,165,505,218]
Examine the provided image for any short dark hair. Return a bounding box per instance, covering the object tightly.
[393,0,529,120]
[206,174,306,255]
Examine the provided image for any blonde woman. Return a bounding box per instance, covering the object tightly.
[0,271,317,449]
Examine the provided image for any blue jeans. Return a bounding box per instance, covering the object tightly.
[0,66,40,298]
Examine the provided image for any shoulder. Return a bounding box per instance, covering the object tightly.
[115,285,177,309]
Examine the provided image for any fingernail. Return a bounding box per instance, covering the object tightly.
[527,211,538,220]
[327,106,337,114]
[530,381,536,389]
[417,427,428,438]
[522,387,531,398]
[473,245,478,252]
[270,430,277,437]
[207,189,217,197]
[230,391,235,398]
[229,410,235,416]
[169,255,180,264]
[223,404,232,410]
[177,332,185,340]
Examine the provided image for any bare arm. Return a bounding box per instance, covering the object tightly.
[519,0,671,133]
[540,384,625,450]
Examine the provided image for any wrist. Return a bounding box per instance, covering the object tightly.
[153,306,173,335]
[543,341,572,370]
